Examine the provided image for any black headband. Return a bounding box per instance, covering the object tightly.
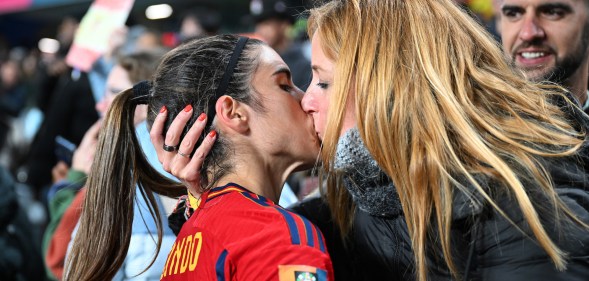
[206,36,249,130]
[130,36,249,129]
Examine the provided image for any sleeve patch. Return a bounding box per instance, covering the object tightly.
[278,265,328,281]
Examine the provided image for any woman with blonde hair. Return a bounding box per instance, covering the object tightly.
[304,0,589,280]
[154,0,589,280]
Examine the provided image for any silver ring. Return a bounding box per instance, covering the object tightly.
[178,151,190,158]
[163,144,178,152]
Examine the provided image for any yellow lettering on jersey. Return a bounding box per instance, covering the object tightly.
[161,242,176,278]
[179,235,192,274]
[161,232,203,279]
[189,232,203,271]
[172,237,186,275]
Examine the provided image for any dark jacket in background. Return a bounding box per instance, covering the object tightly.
[280,42,311,91]
[0,166,45,281]
[25,70,98,192]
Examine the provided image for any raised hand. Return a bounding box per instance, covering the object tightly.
[149,105,217,196]
[71,120,102,175]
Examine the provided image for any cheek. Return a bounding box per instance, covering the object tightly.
[499,22,518,44]
[317,96,329,117]
[564,26,585,48]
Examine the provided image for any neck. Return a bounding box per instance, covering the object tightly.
[213,154,298,203]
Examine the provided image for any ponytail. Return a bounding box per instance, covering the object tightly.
[65,88,185,281]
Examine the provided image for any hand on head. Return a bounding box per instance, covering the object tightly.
[150,105,216,196]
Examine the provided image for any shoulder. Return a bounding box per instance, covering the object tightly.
[217,192,328,255]
[182,191,334,280]
[226,199,333,280]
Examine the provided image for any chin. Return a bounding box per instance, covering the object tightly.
[519,65,555,83]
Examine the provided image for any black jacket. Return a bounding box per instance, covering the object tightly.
[0,167,45,281]
[292,93,589,281]
[290,197,415,281]
[25,71,98,191]
[427,169,589,280]
[431,94,589,280]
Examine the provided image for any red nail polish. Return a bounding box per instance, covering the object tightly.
[184,104,193,112]
[209,130,217,138]
[160,106,167,113]
[198,113,206,121]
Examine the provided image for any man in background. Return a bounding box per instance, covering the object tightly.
[251,0,311,90]
[497,0,589,112]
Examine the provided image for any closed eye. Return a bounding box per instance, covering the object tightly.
[109,88,124,95]
[317,82,329,89]
[280,84,293,92]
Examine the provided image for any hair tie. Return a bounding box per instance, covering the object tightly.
[205,36,249,129]
[131,80,152,105]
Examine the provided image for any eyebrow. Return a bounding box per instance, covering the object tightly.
[502,2,573,13]
[272,67,291,81]
[537,2,573,13]
[501,5,523,13]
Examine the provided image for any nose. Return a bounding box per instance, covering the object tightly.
[519,15,545,42]
[301,89,315,114]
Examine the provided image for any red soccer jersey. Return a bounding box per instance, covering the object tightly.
[160,183,334,281]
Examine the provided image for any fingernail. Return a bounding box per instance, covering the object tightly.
[198,113,206,121]
[209,130,217,138]
[160,106,167,113]
[183,104,193,112]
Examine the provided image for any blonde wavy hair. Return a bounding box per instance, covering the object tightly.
[309,0,587,280]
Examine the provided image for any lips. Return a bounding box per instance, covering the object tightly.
[514,48,554,68]
[520,51,546,59]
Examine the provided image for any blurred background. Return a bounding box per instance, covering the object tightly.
[0,0,498,280]
[0,0,316,51]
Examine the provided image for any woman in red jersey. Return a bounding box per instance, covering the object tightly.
[65,35,333,281]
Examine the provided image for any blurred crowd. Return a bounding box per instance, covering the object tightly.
[0,0,498,280]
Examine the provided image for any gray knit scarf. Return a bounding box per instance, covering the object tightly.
[334,128,403,218]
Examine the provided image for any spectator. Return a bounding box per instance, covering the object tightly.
[178,8,221,42]
[0,165,45,281]
[496,0,589,114]
[0,58,27,148]
[251,0,311,90]
[43,49,173,281]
